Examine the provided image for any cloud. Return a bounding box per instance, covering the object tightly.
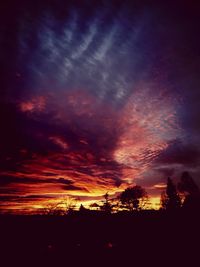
[20,96,46,113]
[155,140,200,166]
[0,175,73,186]
[114,85,183,178]
[0,0,200,212]
[61,185,89,192]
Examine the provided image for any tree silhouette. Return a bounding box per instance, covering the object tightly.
[161,177,181,211]
[43,202,64,215]
[120,186,147,211]
[79,204,87,212]
[42,196,77,215]
[160,191,168,210]
[100,192,112,213]
[178,171,200,209]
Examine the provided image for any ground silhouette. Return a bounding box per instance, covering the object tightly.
[0,209,199,267]
[1,173,200,266]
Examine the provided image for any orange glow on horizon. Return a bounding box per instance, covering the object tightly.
[0,193,162,214]
[1,86,182,214]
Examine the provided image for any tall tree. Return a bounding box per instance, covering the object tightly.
[101,193,112,213]
[178,172,200,209]
[160,191,168,210]
[120,186,147,211]
[161,177,181,211]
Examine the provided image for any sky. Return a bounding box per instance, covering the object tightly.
[0,0,200,213]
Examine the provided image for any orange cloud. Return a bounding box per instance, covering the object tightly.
[49,136,69,150]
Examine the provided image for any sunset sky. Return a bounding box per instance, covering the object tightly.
[0,0,200,213]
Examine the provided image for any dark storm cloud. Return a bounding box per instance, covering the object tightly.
[0,187,24,195]
[154,167,175,178]
[156,140,200,166]
[0,175,73,186]
[0,194,51,202]
[61,184,88,192]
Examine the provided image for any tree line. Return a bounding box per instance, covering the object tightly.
[161,171,200,211]
[42,171,200,215]
[88,171,200,213]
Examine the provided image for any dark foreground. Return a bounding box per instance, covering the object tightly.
[0,210,199,266]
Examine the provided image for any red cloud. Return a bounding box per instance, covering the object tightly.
[20,96,46,113]
[114,85,183,181]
